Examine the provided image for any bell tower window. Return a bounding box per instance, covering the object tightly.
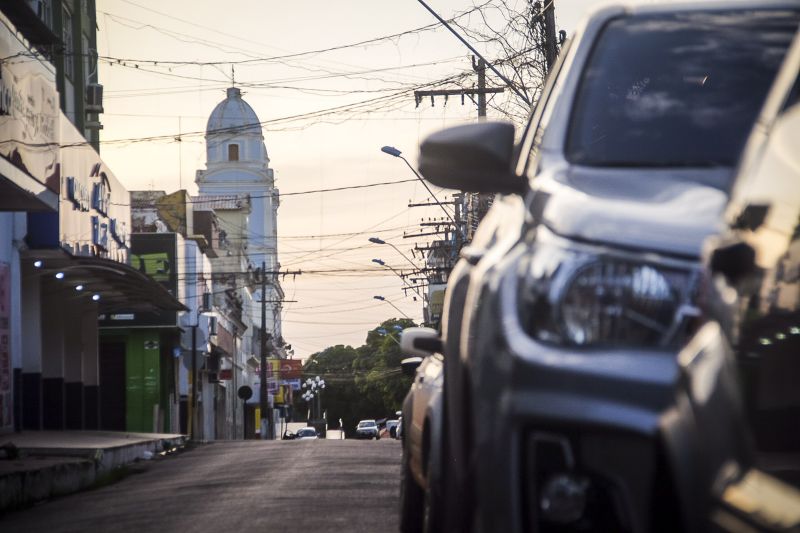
[228,144,240,161]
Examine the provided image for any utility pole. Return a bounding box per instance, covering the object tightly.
[416,0,530,105]
[414,56,503,117]
[542,0,558,73]
[474,57,487,119]
[259,260,270,440]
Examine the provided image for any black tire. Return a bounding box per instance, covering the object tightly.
[422,459,442,533]
[400,441,424,533]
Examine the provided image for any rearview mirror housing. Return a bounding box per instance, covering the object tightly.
[418,122,526,194]
[400,327,443,358]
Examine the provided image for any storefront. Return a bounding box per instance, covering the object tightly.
[18,108,184,431]
[0,11,59,434]
[98,233,189,433]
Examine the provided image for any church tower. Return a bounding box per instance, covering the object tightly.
[196,87,282,341]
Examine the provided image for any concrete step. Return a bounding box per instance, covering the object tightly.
[0,431,187,513]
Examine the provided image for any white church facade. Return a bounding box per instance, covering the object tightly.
[197,87,284,342]
[195,87,286,437]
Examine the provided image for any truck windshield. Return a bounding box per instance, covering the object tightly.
[566,10,800,168]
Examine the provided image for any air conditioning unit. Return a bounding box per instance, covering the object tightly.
[85,83,104,113]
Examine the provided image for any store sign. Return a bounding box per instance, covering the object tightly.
[282,378,301,391]
[58,114,131,263]
[279,359,302,379]
[0,23,59,190]
[91,165,111,216]
[91,216,109,250]
[110,218,128,246]
[66,177,91,211]
[428,283,447,323]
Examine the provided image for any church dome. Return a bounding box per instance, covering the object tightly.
[206,87,262,135]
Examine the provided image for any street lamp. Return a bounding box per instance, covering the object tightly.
[372,258,422,299]
[368,237,419,271]
[381,145,459,230]
[302,376,326,421]
[187,302,215,441]
[373,295,412,319]
[377,325,404,345]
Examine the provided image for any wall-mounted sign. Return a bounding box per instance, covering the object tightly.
[91,216,108,250]
[0,24,58,192]
[58,116,130,263]
[66,177,91,211]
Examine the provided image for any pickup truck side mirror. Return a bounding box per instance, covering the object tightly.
[418,122,526,194]
[400,327,443,358]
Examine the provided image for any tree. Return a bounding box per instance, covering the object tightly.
[452,0,563,126]
[293,318,416,436]
[355,318,416,415]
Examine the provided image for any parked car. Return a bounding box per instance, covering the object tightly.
[386,419,400,439]
[404,2,800,532]
[701,26,800,492]
[295,427,319,440]
[398,351,444,533]
[355,419,380,440]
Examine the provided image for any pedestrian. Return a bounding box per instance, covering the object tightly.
[339,418,344,439]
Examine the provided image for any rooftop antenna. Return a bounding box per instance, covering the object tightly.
[232,64,235,87]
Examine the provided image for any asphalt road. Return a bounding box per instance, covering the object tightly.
[1,438,401,533]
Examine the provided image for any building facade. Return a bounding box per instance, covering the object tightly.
[195,87,286,437]
[0,5,182,435]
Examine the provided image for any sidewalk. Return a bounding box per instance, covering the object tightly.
[0,430,186,513]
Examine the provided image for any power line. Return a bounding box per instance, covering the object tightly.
[112,177,419,207]
[102,0,495,66]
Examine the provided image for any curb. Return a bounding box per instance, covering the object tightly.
[0,435,187,513]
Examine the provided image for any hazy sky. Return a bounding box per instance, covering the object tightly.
[97,0,602,358]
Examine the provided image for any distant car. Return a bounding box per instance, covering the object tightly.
[386,419,400,439]
[355,419,380,440]
[295,427,319,440]
[398,347,444,533]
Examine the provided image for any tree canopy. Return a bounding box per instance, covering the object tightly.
[292,317,416,436]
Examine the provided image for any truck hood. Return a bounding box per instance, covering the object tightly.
[538,166,731,258]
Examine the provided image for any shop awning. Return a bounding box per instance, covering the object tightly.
[0,158,58,212]
[23,249,187,313]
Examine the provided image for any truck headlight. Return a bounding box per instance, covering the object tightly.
[516,229,700,348]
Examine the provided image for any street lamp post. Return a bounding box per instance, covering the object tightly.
[189,301,214,441]
[302,376,326,427]
[373,295,412,319]
[381,145,460,231]
[377,325,404,345]
[368,237,420,271]
[371,258,423,298]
